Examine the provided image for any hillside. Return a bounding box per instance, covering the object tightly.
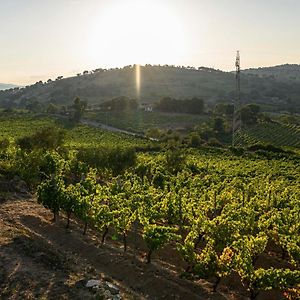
[237,122,300,148]
[243,64,300,83]
[0,112,299,299]
[1,64,300,113]
[1,196,223,300]
[0,83,20,91]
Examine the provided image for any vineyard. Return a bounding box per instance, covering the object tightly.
[0,114,299,300]
[0,114,150,149]
[85,111,208,132]
[236,122,300,149]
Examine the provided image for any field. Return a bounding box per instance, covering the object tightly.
[0,113,299,300]
[85,111,208,132]
[0,114,150,149]
[1,197,219,300]
[84,111,300,151]
[237,122,300,149]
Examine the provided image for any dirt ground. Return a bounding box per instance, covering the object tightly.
[0,195,285,300]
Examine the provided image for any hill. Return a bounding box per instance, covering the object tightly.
[1,64,300,113]
[0,83,20,91]
[1,196,219,300]
[243,64,300,83]
[0,113,299,299]
[237,122,300,148]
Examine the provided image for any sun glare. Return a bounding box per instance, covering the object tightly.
[87,0,186,67]
[135,64,141,99]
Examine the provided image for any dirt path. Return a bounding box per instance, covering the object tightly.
[81,119,159,141]
[0,197,246,300]
[81,119,140,137]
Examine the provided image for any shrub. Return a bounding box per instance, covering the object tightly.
[165,150,186,174]
[189,133,203,148]
[247,143,291,154]
[17,126,65,151]
[229,146,245,156]
[77,146,136,176]
[206,137,223,147]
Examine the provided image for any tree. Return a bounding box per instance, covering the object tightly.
[213,117,225,133]
[37,175,65,222]
[155,97,204,114]
[72,97,87,122]
[241,104,260,125]
[187,97,204,114]
[189,133,202,147]
[47,103,59,114]
[17,127,65,151]
[25,99,42,113]
[165,150,186,174]
[100,96,138,112]
[214,103,234,118]
[143,225,179,263]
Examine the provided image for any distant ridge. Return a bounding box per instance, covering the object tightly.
[243,64,300,82]
[0,64,299,113]
[0,83,20,91]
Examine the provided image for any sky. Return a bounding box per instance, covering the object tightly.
[0,0,299,85]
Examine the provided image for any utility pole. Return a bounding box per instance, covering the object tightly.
[232,50,242,146]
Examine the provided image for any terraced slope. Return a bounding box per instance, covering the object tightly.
[236,122,300,148]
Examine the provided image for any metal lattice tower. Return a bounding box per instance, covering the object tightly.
[232,50,242,146]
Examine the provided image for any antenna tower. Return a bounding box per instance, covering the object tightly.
[232,50,241,146]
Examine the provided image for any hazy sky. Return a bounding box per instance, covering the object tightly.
[1,0,299,85]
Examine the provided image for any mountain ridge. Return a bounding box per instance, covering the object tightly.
[0,83,20,91]
[0,64,299,113]
[243,63,300,82]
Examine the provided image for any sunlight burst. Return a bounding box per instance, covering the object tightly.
[87,0,186,67]
[135,64,141,99]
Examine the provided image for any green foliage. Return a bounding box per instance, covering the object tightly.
[17,126,65,151]
[47,103,59,114]
[152,172,165,189]
[100,96,138,112]
[214,103,234,118]
[207,137,223,147]
[39,151,66,177]
[212,117,225,134]
[189,133,203,148]
[0,138,10,151]
[145,127,161,139]
[1,114,299,298]
[72,97,87,122]
[143,224,179,263]
[237,122,300,148]
[12,150,51,185]
[155,97,204,114]
[76,146,136,176]
[252,268,300,291]
[2,64,300,114]
[193,242,219,278]
[229,146,245,156]
[37,175,65,219]
[165,150,186,174]
[247,143,291,154]
[240,104,261,125]
[87,111,207,133]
